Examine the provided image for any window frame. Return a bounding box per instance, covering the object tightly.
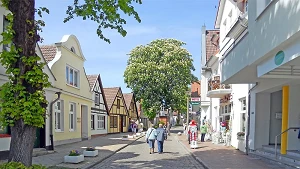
[69,102,76,131]
[55,101,62,132]
[117,99,120,109]
[241,98,247,111]
[110,116,118,128]
[97,115,105,129]
[66,65,80,88]
[91,114,95,130]
[95,93,100,105]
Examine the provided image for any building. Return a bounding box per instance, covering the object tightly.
[213,0,250,151]
[41,35,93,146]
[219,0,300,165]
[87,74,109,137]
[123,93,139,123]
[103,87,129,133]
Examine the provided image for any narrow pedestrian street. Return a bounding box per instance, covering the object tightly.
[91,132,205,169]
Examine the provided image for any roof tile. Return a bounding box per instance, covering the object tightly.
[87,75,98,90]
[103,87,120,110]
[40,45,57,63]
[123,93,133,110]
[206,30,219,62]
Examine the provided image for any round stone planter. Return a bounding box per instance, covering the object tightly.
[64,154,84,164]
[122,135,129,140]
[83,150,98,157]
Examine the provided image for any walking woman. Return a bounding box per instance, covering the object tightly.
[146,124,156,154]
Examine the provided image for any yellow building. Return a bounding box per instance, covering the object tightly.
[123,93,139,123]
[41,35,93,145]
[103,87,129,133]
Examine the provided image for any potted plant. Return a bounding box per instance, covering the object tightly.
[237,132,245,140]
[64,150,84,163]
[83,147,98,157]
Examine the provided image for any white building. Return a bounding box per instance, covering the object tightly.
[220,0,300,166]
[87,74,109,137]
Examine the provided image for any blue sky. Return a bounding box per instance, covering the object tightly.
[36,0,219,93]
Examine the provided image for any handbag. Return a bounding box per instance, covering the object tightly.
[146,129,154,143]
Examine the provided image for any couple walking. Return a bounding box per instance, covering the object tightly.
[145,124,166,154]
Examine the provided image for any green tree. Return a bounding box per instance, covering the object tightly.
[0,0,141,166]
[124,39,197,119]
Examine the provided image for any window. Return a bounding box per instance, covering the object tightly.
[228,103,232,113]
[225,105,228,114]
[241,99,246,111]
[95,93,100,105]
[3,16,10,51]
[91,114,95,130]
[256,0,273,18]
[241,113,246,132]
[55,101,63,131]
[117,99,120,109]
[244,0,248,13]
[69,103,76,131]
[70,47,76,53]
[97,115,105,129]
[66,65,79,88]
[110,116,117,128]
[122,116,126,127]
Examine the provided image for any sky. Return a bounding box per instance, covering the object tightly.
[36,0,219,93]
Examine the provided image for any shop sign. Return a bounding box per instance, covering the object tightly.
[274,51,285,66]
[191,97,201,101]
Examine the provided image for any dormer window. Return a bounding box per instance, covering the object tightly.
[70,47,76,53]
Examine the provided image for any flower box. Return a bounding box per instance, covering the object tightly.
[83,150,98,157]
[64,155,84,163]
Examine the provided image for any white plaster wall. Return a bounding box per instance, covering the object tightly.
[287,85,300,150]
[221,0,300,83]
[249,91,256,150]
[230,84,248,149]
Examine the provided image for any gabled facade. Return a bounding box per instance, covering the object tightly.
[87,74,109,137]
[41,35,93,145]
[123,93,138,123]
[103,87,129,133]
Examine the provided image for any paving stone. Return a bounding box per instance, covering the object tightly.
[91,134,205,169]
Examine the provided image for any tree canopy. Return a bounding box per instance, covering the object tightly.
[124,39,197,119]
[0,0,142,166]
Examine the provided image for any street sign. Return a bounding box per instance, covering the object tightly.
[191,102,200,105]
[191,97,201,101]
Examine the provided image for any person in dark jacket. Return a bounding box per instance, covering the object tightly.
[155,124,166,154]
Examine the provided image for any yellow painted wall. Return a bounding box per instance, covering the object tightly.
[108,89,129,133]
[53,93,92,141]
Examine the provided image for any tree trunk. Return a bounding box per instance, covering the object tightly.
[177,112,180,125]
[7,0,38,167]
[8,120,36,166]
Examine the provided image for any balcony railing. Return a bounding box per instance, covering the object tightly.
[208,76,231,91]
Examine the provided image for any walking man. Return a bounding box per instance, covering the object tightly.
[155,124,166,154]
[200,122,208,142]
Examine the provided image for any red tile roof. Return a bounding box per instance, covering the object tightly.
[40,45,57,63]
[206,30,220,62]
[87,74,98,90]
[123,93,133,110]
[103,87,120,110]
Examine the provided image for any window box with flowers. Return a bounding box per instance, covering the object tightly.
[83,147,98,157]
[64,150,84,163]
[237,132,245,140]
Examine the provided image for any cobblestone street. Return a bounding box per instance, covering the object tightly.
[91,134,205,169]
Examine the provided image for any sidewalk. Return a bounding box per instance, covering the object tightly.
[31,133,144,169]
[175,129,286,169]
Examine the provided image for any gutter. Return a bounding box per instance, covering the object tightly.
[246,82,258,155]
[48,92,61,151]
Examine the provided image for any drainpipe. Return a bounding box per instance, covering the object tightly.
[49,92,61,151]
[246,83,258,155]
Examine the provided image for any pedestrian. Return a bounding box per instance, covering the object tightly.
[145,124,156,154]
[200,122,208,142]
[132,122,137,134]
[167,122,171,136]
[155,123,166,154]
